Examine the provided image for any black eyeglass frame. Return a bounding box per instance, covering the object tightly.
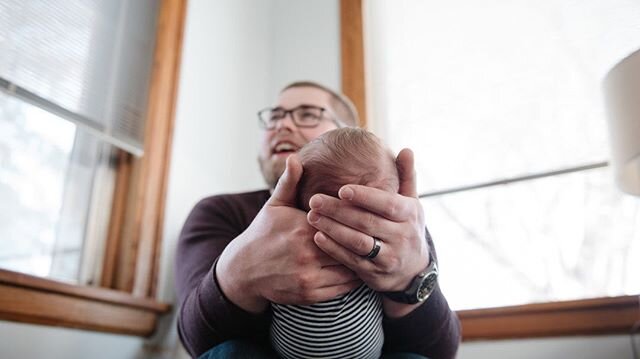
[257,105,347,130]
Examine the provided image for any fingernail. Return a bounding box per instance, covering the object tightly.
[314,232,326,242]
[307,211,321,224]
[309,195,323,209]
[340,186,354,200]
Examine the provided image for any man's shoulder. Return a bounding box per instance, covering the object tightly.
[198,189,270,206]
[187,189,270,230]
[194,189,271,214]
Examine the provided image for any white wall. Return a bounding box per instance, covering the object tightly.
[155,0,341,357]
[268,0,341,96]
[153,0,273,356]
[0,322,144,359]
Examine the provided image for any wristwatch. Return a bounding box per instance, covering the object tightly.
[383,260,438,304]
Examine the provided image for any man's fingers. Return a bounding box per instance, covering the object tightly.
[308,208,395,254]
[309,281,362,302]
[313,231,374,274]
[333,186,414,222]
[316,265,359,288]
[396,148,418,198]
[281,280,362,305]
[268,155,303,207]
[314,253,344,267]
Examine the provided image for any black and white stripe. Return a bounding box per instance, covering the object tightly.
[270,284,384,359]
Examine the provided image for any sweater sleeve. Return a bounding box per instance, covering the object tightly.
[381,227,462,359]
[174,196,270,358]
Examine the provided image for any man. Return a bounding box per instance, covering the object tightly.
[175,82,461,358]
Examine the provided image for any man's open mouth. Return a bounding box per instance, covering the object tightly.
[271,141,299,156]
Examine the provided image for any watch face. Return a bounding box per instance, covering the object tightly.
[417,272,437,301]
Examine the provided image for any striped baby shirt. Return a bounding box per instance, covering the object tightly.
[270,283,384,359]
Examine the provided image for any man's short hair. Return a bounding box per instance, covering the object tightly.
[281,81,359,126]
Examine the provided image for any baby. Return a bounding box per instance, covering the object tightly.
[270,127,400,359]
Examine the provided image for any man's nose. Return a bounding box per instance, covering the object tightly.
[274,112,296,132]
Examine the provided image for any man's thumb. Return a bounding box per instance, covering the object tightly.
[268,154,303,207]
[397,148,418,198]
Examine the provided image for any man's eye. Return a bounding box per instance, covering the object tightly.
[299,111,319,120]
[270,111,285,121]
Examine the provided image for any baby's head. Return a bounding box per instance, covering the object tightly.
[297,128,399,211]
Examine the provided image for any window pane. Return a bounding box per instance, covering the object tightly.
[366,0,640,192]
[0,92,111,283]
[424,167,640,310]
[0,0,160,153]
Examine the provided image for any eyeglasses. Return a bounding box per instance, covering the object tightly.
[257,105,345,130]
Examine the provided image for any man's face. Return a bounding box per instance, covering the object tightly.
[258,86,340,189]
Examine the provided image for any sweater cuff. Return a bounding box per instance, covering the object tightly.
[198,257,270,337]
[383,284,446,326]
[382,284,460,357]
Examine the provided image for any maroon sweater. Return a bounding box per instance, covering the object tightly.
[175,190,461,358]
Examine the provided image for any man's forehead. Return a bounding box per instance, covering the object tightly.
[276,86,332,108]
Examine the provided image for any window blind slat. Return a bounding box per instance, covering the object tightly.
[0,0,159,156]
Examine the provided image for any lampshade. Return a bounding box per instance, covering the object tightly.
[603,49,640,196]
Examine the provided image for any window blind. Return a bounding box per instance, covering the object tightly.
[0,0,160,156]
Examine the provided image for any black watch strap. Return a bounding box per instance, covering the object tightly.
[382,290,420,304]
[382,261,438,304]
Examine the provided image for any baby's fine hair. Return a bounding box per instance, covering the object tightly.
[297,128,399,211]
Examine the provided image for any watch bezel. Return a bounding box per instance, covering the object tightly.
[416,270,438,301]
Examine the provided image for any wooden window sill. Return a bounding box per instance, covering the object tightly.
[458,295,640,340]
[0,269,171,337]
[5,266,637,339]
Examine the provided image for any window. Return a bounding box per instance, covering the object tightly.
[341,0,640,339]
[0,0,158,282]
[419,168,639,310]
[0,94,113,283]
[0,0,186,336]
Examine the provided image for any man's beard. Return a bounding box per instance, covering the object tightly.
[258,155,287,190]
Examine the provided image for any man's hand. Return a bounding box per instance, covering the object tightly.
[307,149,431,316]
[216,155,360,313]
